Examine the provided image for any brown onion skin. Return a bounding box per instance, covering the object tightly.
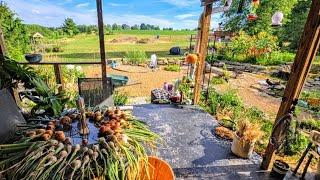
[55,131,66,142]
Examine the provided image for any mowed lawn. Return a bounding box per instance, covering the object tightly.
[43,30,196,62]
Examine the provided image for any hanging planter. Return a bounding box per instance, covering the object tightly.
[247,14,258,21]
[272,11,284,27]
[185,54,198,64]
[252,0,260,7]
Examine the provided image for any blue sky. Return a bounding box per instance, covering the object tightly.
[4,0,221,29]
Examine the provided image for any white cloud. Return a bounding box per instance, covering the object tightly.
[175,13,196,20]
[76,3,89,8]
[108,3,127,7]
[6,0,97,27]
[4,0,217,30]
[32,9,40,15]
[159,0,198,7]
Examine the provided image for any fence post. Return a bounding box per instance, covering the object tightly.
[54,64,63,93]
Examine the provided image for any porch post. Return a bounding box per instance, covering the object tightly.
[193,3,213,104]
[261,0,320,170]
[96,0,107,80]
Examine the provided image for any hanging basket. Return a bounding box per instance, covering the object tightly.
[271,11,284,27]
[185,54,198,64]
[252,0,260,6]
[247,14,258,21]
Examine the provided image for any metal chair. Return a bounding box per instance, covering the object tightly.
[78,77,114,107]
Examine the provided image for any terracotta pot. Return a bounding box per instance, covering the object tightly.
[231,133,254,158]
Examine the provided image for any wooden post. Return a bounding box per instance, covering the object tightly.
[96,0,107,80]
[193,3,213,104]
[261,0,320,170]
[0,27,6,61]
[54,64,63,93]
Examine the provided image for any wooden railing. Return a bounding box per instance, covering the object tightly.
[19,61,102,92]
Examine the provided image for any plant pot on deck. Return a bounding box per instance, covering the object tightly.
[270,160,289,179]
[231,133,254,158]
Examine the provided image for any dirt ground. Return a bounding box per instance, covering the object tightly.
[82,65,187,97]
[213,73,282,118]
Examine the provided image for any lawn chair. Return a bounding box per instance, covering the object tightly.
[0,89,26,143]
[78,77,114,107]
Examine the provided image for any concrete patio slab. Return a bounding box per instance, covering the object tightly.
[133,104,275,179]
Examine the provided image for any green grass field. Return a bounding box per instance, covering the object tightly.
[43,30,196,62]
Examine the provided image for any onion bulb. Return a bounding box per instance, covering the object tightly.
[35,129,46,135]
[60,116,71,125]
[42,133,51,141]
[55,131,66,142]
[25,131,36,137]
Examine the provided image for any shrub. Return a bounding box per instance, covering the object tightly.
[297,119,320,132]
[113,91,129,106]
[125,50,148,65]
[211,77,226,85]
[164,64,180,72]
[205,89,244,120]
[230,31,279,64]
[257,51,295,66]
[283,122,309,155]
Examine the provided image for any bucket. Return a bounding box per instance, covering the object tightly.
[270,160,289,179]
[231,134,254,158]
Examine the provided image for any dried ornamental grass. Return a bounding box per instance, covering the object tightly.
[236,119,262,144]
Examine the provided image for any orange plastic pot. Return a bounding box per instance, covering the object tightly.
[139,156,175,180]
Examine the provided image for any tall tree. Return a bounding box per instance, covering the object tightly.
[62,18,79,36]
[112,23,121,30]
[223,0,298,35]
[131,25,139,30]
[280,0,312,50]
[0,2,29,60]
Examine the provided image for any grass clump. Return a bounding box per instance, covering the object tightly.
[211,77,226,85]
[125,50,148,65]
[164,64,180,72]
[113,91,129,106]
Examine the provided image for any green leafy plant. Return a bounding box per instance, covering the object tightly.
[113,91,129,106]
[30,78,68,116]
[125,50,147,65]
[282,121,309,156]
[164,64,180,72]
[0,56,36,89]
[211,77,226,85]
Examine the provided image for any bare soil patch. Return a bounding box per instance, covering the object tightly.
[83,65,187,97]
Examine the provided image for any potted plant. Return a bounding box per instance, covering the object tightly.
[231,119,262,158]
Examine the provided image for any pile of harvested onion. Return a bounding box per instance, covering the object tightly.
[0,109,159,180]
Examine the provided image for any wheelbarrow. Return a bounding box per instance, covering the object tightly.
[107,74,129,87]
